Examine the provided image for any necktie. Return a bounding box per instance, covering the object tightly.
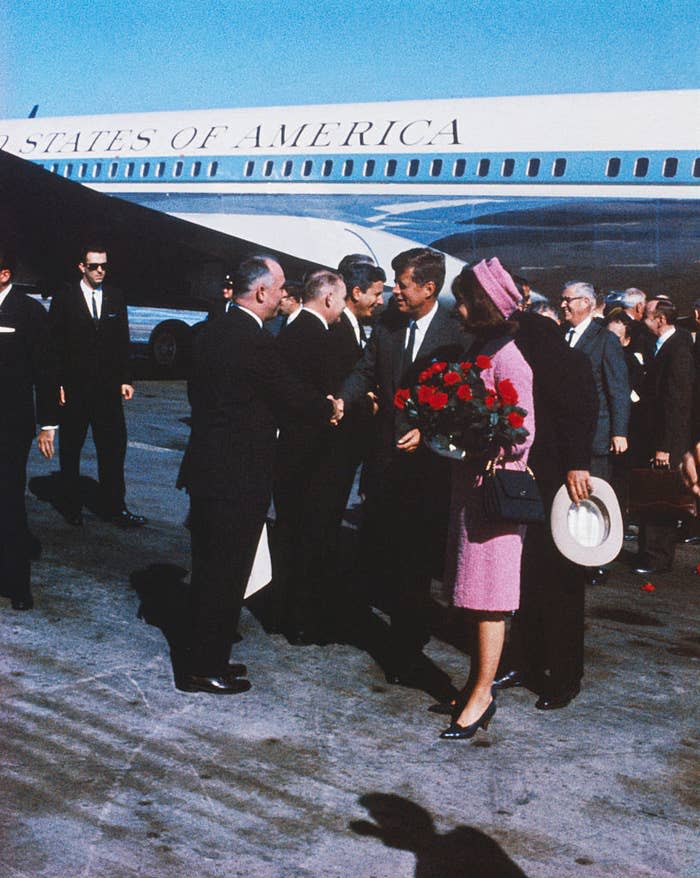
[565,327,575,346]
[358,322,367,349]
[404,319,417,367]
[91,291,99,326]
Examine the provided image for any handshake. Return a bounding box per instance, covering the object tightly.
[327,396,344,426]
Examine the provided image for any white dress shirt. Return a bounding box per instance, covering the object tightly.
[655,325,676,355]
[80,279,103,319]
[405,301,439,360]
[0,283,12,309]
[343,307,363,347]
[566,314,593,347]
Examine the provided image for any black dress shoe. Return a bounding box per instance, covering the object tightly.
[108,508,148,528]
[224,662,248,678]
[492,669,525,690]
[535,684,580,711]
[11,596,34,611]
[64,510,83,526]
[440,698,496,740]
[177,674,251,694]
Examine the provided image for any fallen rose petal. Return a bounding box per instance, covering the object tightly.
[640,582,655,592]
[695,563,700,575]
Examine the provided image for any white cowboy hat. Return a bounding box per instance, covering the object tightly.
[550,477,624,566]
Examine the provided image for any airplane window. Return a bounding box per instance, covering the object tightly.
[322,159,333,176]
[453,158,466,177]
[63,163,73,177]
[243,161,254,177]
[606,157,621,177]
[430,159,443,177]
[78,163,87,178]
[140,162,150,178]
[477,158,490,177]
[407,159,420,177]
[191,161,201,177]
[552,158,567,177]
[108,162,118,178]
[693,158,700,178]
[363,159,375,177]
[282,160,293,177]
[634,157,649,178]
[302,160,313,177]
[263,160,274,177]
[207,161,218,177]
[662,157,678,178]
[501,158,515,177]
[92,163,101,178]
[124,162,134,178]
[155,162,165,177]
[385,159,397,177]
[173,161,183,177]
[526,158,540,177]
[342,159,354,177]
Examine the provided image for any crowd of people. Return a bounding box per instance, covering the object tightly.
[2,239,699,741]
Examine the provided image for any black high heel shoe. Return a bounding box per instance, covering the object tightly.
[439,697,496,740]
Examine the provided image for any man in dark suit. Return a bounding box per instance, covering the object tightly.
[177,255,340,694]
[48,245,145,527]
[340,247,470,682]
[560,281,630,481]
[206,274,234,320]
[273,270,348,641]
[634,297,694,574]
[0,247,59,610]
[496,310,598,710]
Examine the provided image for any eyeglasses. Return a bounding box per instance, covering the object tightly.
[560,296,584,305]
[85,262,108,271]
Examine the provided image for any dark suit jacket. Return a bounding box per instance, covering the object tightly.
[341,304,469,481]
[179,306,333,505]
[0,286,58,441]
[643,327,694,465]
[566,318,630,456]
[513,311,597,501]
[48,281,131,393]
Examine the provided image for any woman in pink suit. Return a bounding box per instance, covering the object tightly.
[439,259,535,740]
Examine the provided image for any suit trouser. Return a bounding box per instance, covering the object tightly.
[59,387,126,514]
[187,495,267,675]
[0,434,32,601]
[361,449,450,659]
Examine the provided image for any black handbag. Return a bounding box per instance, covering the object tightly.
[481,458,545,524]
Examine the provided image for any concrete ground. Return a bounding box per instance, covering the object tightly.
[1,378,699,878]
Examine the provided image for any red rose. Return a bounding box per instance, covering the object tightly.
[507,411,524,428]
[476,355,492,370]
[419,369,431,382]
[443,370,461,385]
[431,362,447,374]
[641,582,655,592]
[428,391,449,410]
[456,384,473,401]
[460,361,473,371]
[484,392,497,410]
[497,379,519,405]
[394,388,410,409]
[417,384,436,404]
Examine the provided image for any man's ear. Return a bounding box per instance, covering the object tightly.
[423,280,436,298]
[255,284,266,304]
[350,285,362,304]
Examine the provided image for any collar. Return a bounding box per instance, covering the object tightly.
[302,306,328,330]
[286,305,302,325]
[80,279,103,297]
[656,325,676,350]
[236,303,263,328]
[343,306,360,334]
[569,314,593,343]
[0,283,12,309]
[412,300,439,332]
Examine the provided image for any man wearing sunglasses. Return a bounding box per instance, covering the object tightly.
[48,245,146,528]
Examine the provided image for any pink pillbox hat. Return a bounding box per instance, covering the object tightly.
[472,257,522,317]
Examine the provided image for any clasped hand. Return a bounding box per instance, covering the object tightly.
[328,396,344,425]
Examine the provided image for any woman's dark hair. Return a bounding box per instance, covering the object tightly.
[451,266,517,336]
[604,307,633,339]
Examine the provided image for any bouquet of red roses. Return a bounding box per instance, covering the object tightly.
[393,355,529,458]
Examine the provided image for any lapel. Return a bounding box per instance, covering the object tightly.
[575,319,600,353]
[75,282,97,325]
[391,317,409,389]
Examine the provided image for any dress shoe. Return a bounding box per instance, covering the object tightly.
[177,674,251,694]
[107,508,148,528]
[492,669,525,690]
[64,510,83,526]
[632,565,669,576]
[11,596,34,611]
[224,662,248,678]
[439,698,496,740]
[535,684,580,711]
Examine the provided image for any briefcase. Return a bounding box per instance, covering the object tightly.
[628,467,698,521]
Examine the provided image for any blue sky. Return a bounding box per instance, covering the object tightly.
[2,0,699,118]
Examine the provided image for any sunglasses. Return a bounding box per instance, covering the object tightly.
[85,262,108,271]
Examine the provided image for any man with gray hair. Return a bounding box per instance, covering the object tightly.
[560,281,630,481]
[620,287,647,321]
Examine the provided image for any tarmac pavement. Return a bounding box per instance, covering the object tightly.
[1,379,698,878]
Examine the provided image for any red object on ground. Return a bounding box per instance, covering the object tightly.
[640,582,656,592]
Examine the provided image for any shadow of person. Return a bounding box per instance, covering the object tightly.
[350,793,529,878]
[130,563,191,681]
[29,472,103,518]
